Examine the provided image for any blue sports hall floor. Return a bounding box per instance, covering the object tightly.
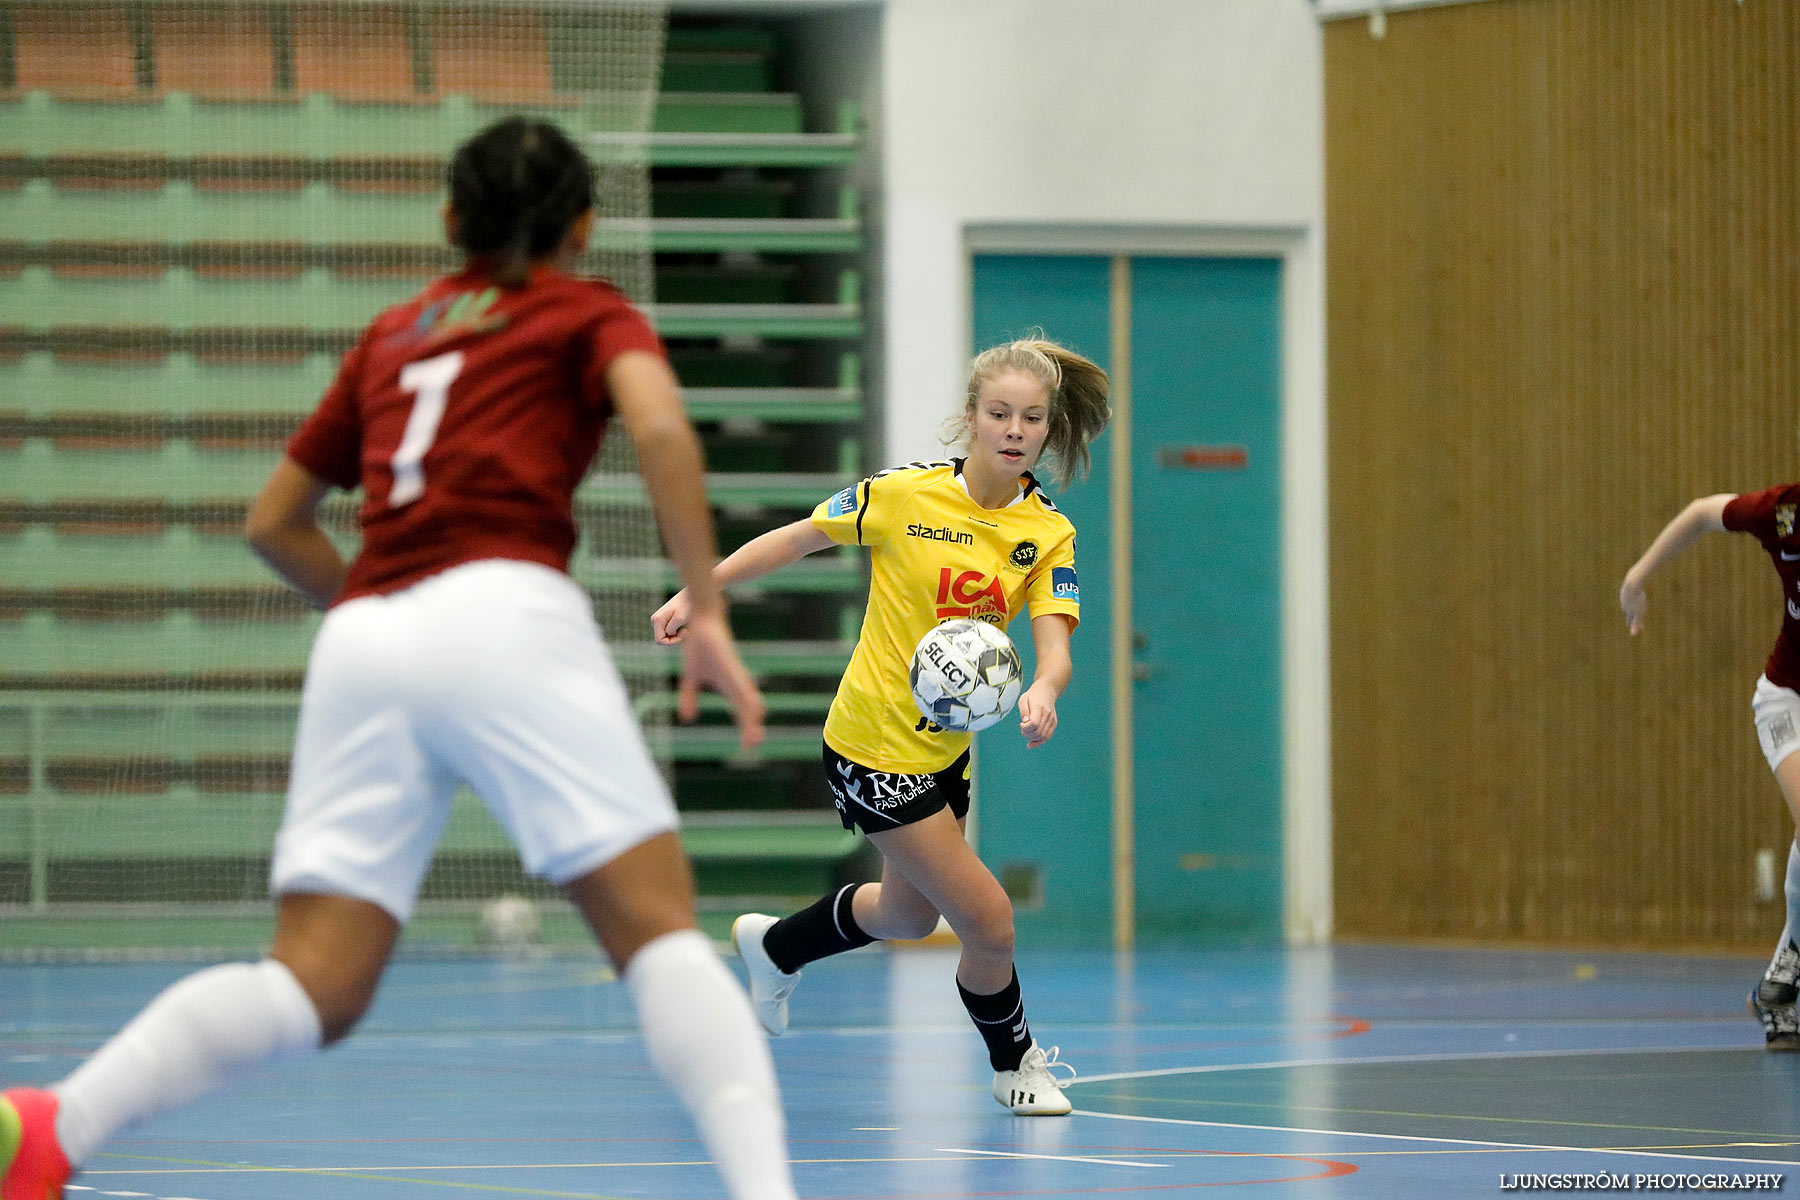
[2,942,1795,1198]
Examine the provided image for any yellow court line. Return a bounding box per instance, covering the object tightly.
[88,1156,641,1200]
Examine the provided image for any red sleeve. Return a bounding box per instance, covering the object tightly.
[578,291,666,415]
[286,334,368,491]
[1722,485,1783,543]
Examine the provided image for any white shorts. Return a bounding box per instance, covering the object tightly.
[1753,674,1800,774]
[270,558,676,922]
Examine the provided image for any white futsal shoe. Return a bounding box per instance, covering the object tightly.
[1750,938,1800,1051]
[992,1041,1075,1115]
[732,912,800,1036]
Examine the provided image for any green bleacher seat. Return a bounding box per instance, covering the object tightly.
[0,12,873,920]
[684,387,861,423]
[660,54,775,95]
[0,91,809,159]
[660,25,777,94]
[1,441,278,499]
[596,130,860,170]
[678,813,859,866]
[0,622,853,681]
[0,244,849,312]
[578,472,851,509]
[0,445,851,504]
[0,544,861,595]
[0,270,860,338]
[0,353,338,417]
[0,355,861,422]
[0,181,859,250]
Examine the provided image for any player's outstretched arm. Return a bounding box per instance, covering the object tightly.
[1019,613,1074,749]
[1620,493,1735,636]
[245,457,345,608]
[607,350,766,748]
[651,519,834,644]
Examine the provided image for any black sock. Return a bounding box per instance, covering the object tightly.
[958,967,1031,1071]
[762,883,875,974]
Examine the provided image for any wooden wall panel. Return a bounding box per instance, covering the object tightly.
[1326,0,1800,947]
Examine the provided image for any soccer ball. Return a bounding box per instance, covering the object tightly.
[478,893,541,952]
[909,617,1024,732]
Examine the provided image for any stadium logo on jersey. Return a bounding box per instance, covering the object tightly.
[935,568,1008,622]
[1007,540,1038,571]
[415,287,508,345]
[1051,566,1079,602]
[827,487,859,518]
[1780,504,1796,538]
[907,522,974,546]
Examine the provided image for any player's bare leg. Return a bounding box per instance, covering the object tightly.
[269,893,401,1042]
[869,809,1073,1114]
[850,844,949,941]
[565,832,797,1200]
[868,808,1013,989]
[1752,755,1800,1049]
[4,891,376,1192]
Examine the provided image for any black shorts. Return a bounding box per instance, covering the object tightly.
[822,743,971,834]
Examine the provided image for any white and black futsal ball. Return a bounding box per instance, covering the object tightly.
[908,617,1024,732]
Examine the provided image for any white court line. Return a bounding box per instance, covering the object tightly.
[1071,1109,1800,1169]
[84,1152,1143,1176]
[938,1147,1165,1169]
[1077,1040,1750,1083]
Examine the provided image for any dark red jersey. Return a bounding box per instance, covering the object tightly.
[1723,483,1800,691]
[287,264,664,604]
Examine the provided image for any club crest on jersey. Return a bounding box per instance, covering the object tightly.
[1007,540,1038,571]
[1780,504,1796,539]
[416,287,508,345]
[827,486,859,518]
[1051,566,1079,602]
[936,568,1007,622]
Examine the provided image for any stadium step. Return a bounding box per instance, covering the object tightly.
[0,267,862,339]
[0,90,812,156]
[0,9,874,939]
[0,354,862,421]
[0,204,861,253]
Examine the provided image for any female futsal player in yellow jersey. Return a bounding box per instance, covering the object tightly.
[654,337,1110,1114]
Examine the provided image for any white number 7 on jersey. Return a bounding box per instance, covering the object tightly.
[390,350,464,507]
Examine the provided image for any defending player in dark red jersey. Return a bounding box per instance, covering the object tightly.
[1,118,801,1200]
[1622,487,1800,1052]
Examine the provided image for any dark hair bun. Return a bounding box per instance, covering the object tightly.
[448,117,595,283]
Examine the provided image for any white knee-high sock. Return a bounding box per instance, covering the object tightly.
[1776,839,1800,971]
[624,930,797,1200]
[53,959,322,1165]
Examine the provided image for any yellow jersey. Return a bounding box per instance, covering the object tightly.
[811,459,1081,773]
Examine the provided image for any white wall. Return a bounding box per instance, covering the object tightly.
[878,0,1331,942]
[880,0,1321,457]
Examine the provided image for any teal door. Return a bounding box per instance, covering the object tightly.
[969,255,1116,947]
[972,252,1284,947]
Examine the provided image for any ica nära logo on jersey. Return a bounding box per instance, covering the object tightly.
[936,568,1006,622]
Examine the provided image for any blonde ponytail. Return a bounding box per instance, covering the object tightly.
[946,336,1112,488]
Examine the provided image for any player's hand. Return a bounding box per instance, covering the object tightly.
[1619,572,1648,636]
[676,610,766,751]
[1018,682,1058,749]
[651,589,691,644]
